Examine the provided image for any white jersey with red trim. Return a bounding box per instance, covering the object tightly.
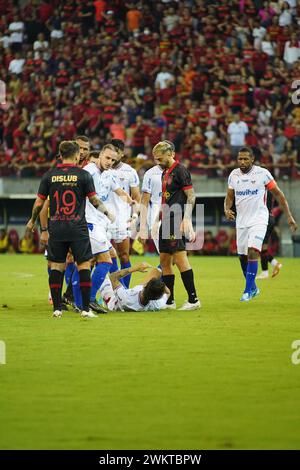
[228,165,276,228]
[141,165,163,228]
[107,162,139,231]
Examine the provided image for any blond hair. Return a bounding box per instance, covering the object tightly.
[152,140,175,155]
[100,144,119,154]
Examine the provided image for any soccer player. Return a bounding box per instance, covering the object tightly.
[256,197,282,279]
[75,135,90,166]
[140,162,163,252]
[26,140,113,318]
[152,140,201,311]
[83,145,136,310]
[100,262,170,312]
[108,139,140,288]
[224,146,297,302]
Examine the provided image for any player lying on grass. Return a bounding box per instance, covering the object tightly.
[100,262,170,312]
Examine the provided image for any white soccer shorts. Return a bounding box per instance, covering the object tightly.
[88,223,111,255]
[236,224,267,255]
[108,226,131,244]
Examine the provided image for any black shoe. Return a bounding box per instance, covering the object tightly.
[89,301,107,314]
[61,302,69,311]
[62,293,74,306]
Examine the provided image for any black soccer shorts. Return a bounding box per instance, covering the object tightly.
[159,217,186,254]
[47,237,93,264]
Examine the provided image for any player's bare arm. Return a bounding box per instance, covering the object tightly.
[130,186,141,204]
[27,196,46,231]
[114,187,134,206]
[180,188,196,242]
[39,199,50,245]
[270,185,298,233]
[224,188,236,220]
[109,262,153,289]
[139,191,151,242]
[88,194,115,223]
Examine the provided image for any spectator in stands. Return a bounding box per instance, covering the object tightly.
[33,33,50,60]
[0,0,299,181]
[8,14,24,52]
[0,229,9,253]
[283,33,300,66]
[227,114,249,156]
[8,51,25,74]
[19,228,36,254]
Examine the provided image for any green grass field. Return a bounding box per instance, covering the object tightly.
[0,254,300,450]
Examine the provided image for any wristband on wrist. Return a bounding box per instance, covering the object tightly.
[41,227,48,232]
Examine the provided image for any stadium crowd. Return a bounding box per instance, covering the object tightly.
[0,0,300,179]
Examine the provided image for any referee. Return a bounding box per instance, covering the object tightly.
[152,141,201,310]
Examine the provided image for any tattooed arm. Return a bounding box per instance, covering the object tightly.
[27,197,46,231]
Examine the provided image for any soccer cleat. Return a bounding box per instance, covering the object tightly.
[256,271,269,280]
[89,301,107,314]
[164,302,177,310]
[62,293,74,306]
[52,310,62,318]
[251,287,260,299]
[178,300,201,311]
[240,293,251,302]
[272,262,282,278]
[81,310,97,318]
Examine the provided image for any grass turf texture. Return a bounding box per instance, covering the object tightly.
[0,254,300,450]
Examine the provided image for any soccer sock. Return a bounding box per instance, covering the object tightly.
[244,260,258,294]
[65,262,75,286]
[49,270,64,311]
[162,274,175,304]
[90,262,111,301]
[181,269,198,304]
[120,261,131,289]
[239,255,248,278]
[261,249,268,271]
[72,267,82,309]
[79,269,92,312]
[109,257,119,273]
